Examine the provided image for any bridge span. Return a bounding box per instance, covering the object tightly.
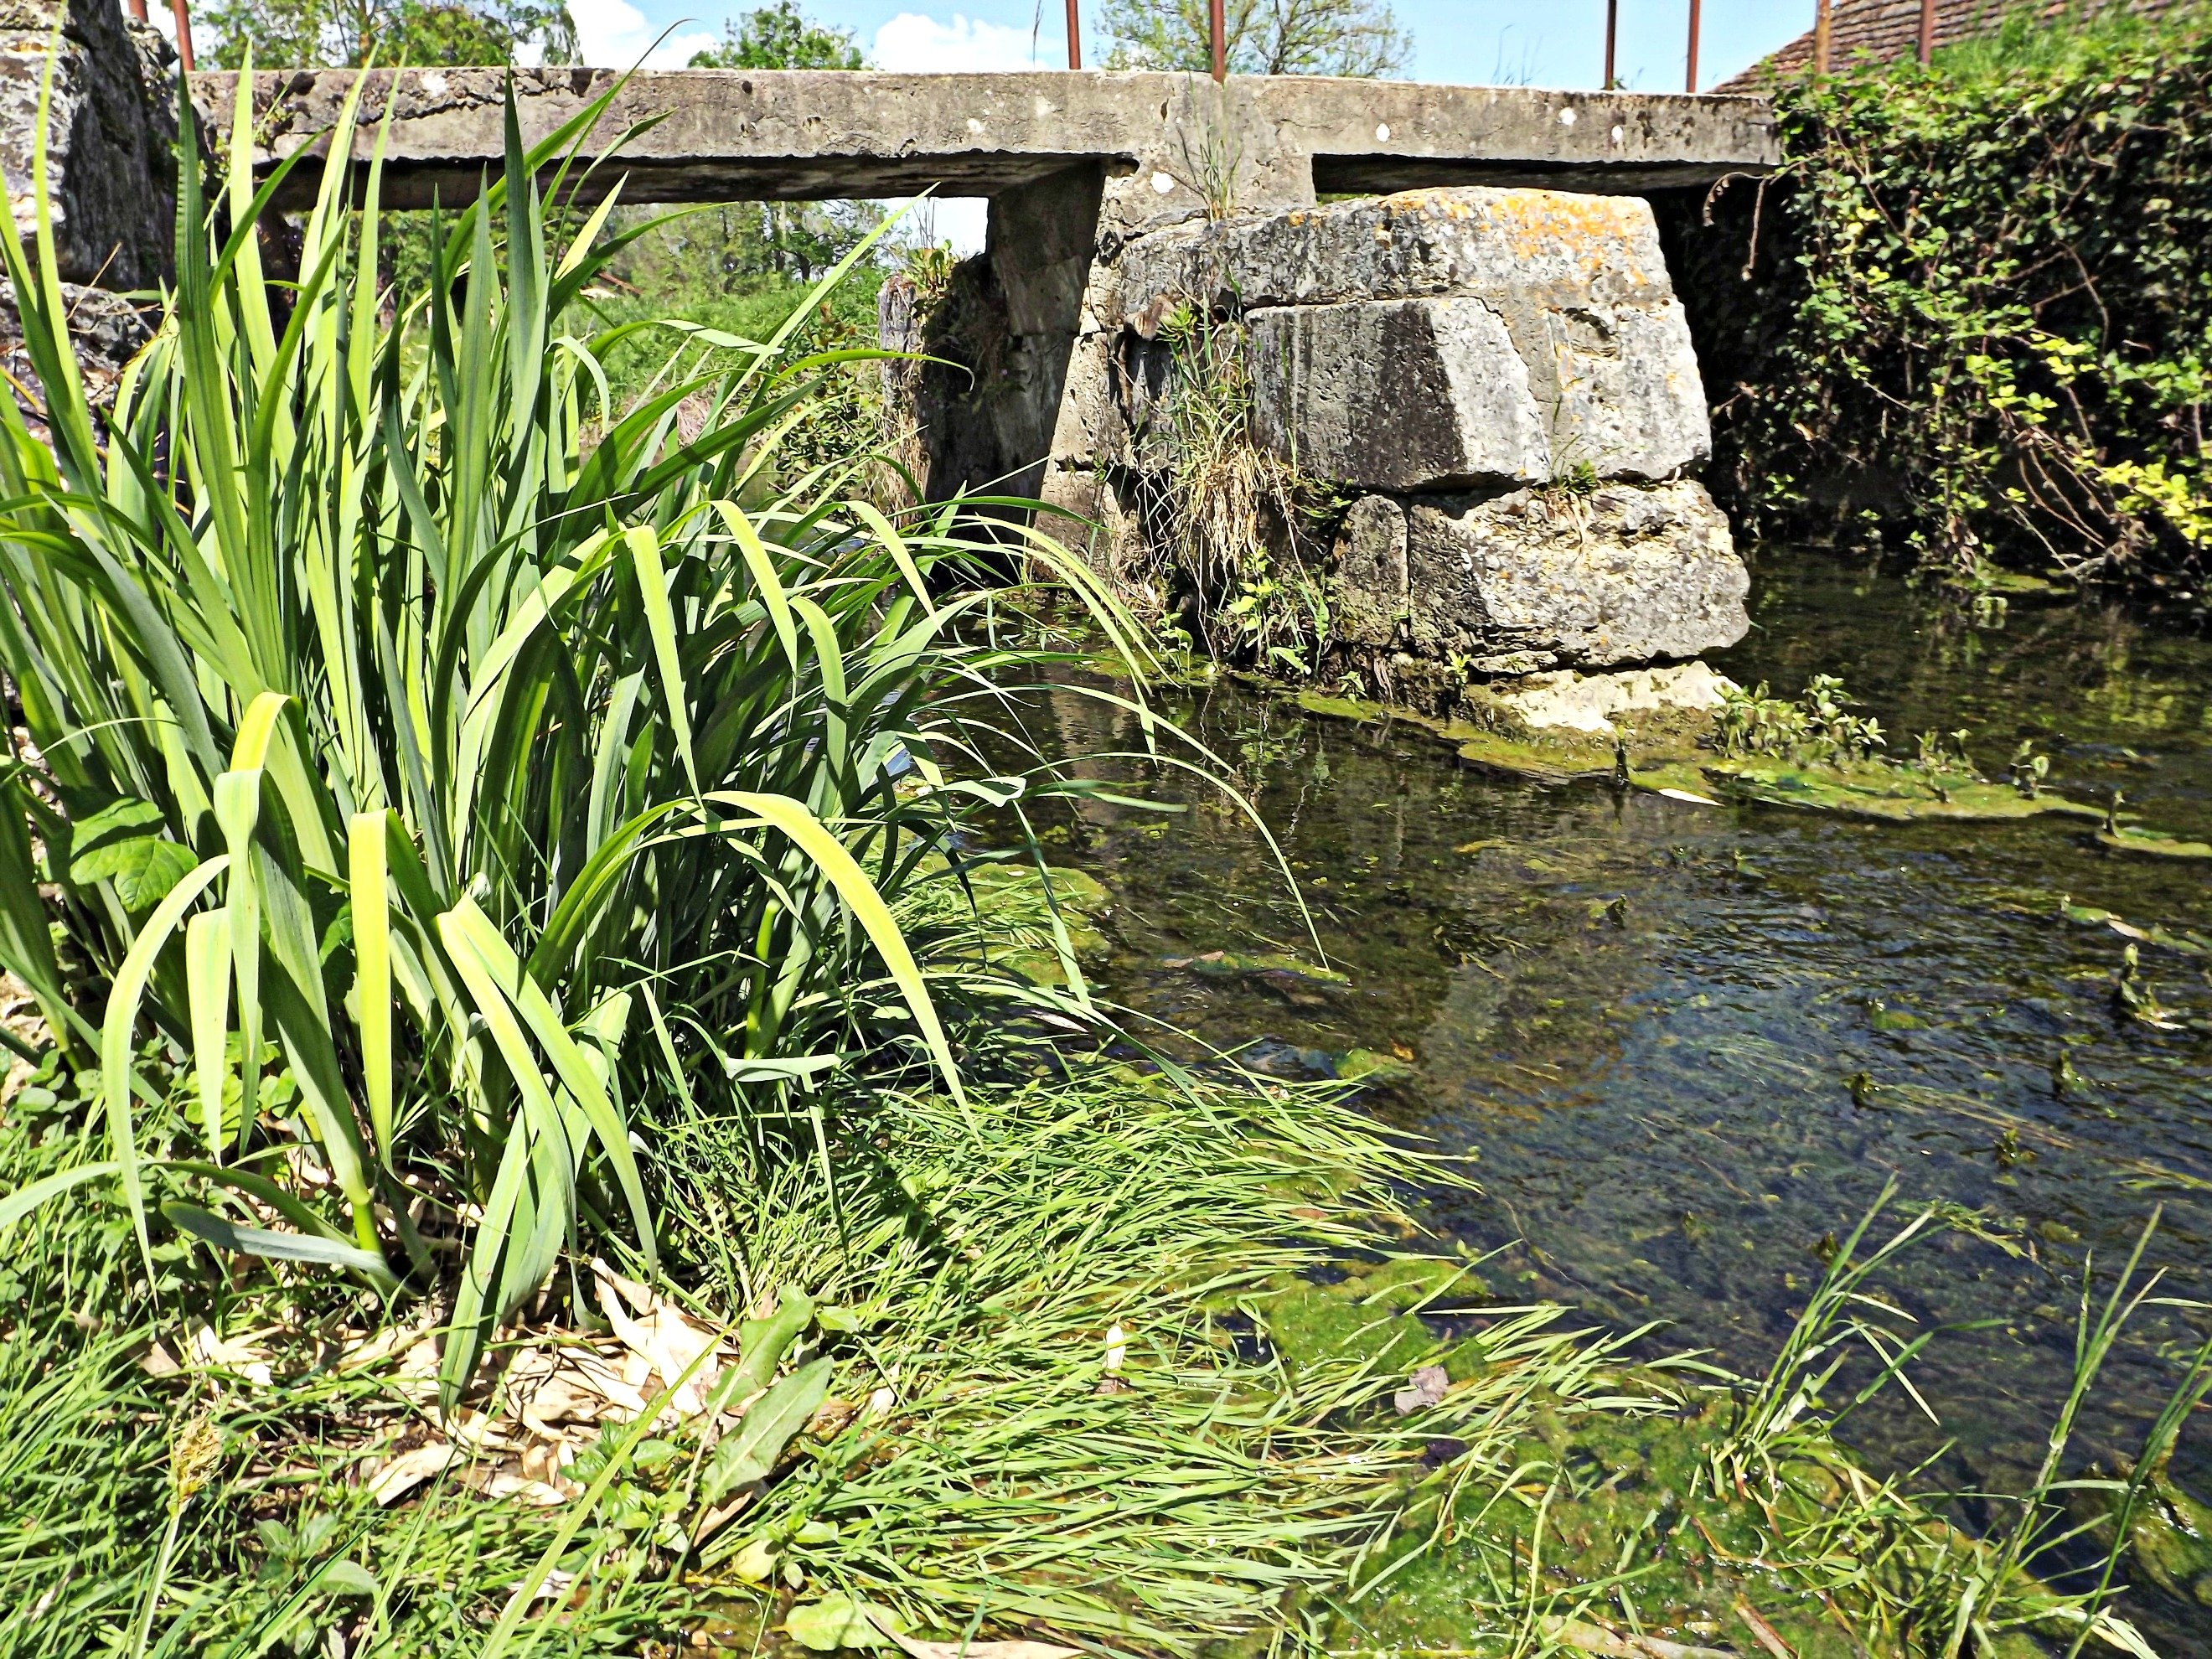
[189,69,1775,219]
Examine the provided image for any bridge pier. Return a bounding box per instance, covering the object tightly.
[187,68,1775,710]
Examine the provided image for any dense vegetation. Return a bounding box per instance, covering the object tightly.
[1677,2,2212,593]
[2,32,2209,1659]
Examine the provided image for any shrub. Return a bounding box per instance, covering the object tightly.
[1686,2,2212,587]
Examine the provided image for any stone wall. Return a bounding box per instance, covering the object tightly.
[0,0,175,288]
[0,0,174,415]
[931,185,1751,705]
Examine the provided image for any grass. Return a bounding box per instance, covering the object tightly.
[2,48,2210,1659]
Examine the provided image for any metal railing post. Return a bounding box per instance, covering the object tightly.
[1604,0,1619,88]
[1210,0,1226,80]
[1814,0,1833,73]
[170,0,194,70]
[1686,0,1701,90]
[1066,0,1080,69]
[1918,0,1936,64]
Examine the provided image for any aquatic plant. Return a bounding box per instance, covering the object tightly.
[1713,675,1884,763]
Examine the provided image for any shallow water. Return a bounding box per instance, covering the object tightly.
[1039,554,2212,1641]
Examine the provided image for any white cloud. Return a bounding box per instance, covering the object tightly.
[871,13,1041,72]
[881,194,991,256]
[570,0,717,67]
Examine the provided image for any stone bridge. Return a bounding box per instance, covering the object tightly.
[193,68,1780,726]
[191,69,1773,213]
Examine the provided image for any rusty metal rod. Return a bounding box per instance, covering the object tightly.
[169,0,193,70]
[1604,0,1619,88]
[1686,0,1701,91]
[1209,0,1226,80]
[1918,0,1936,64]
[1813,0,1832,73]
[1066,0,1080,69]
[127,0,147,20]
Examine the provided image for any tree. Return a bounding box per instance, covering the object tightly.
[1098,0,1409,76]
[199,0,577,70]
[661,3,879,290]
[689,1,866,70]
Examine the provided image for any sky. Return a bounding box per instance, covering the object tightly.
[565,0,1817,93]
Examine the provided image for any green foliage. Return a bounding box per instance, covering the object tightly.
[1140,304,1337,675]
[687,0,865,69]
[1713,674,1885,763]
[1705,1,2212,586]
[199,0,576,69]
[1098,0,1409,75]
[0,70,1140,1398]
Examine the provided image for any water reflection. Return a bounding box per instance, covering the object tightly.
[1041,556,2212,1554]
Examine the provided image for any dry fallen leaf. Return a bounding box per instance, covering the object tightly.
[189,1324,273,1388]
[460,1465,570,1506]
[594,1266,726,1419]
[1392,1363,1450,1416]
[366,1441,463,1506]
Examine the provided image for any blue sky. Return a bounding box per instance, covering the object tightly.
[567,0,1816,93]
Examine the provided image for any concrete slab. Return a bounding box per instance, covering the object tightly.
[189,69,1776,216]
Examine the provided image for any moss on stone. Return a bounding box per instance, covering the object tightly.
[2096,826,2212,861]
[1694,757,2097,822]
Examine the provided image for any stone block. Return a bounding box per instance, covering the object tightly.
[1246,298,1548,493]
[1539,302,1708,482]
[1403,479,1748,669]
[1474,660,1737,736]
[1112,187,1711,486]
[1111,187,1681,325]
[1330,495,1407,647]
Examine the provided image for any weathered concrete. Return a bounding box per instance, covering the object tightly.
[190,69,1777,216]
[0,0,174,286]
[1402,480,1748,671]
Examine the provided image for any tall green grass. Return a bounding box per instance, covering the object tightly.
[0,61,1142,1399]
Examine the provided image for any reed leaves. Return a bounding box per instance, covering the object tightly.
[0,63,1134,1398]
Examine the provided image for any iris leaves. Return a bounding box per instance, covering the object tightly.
[0,61,1143,1400]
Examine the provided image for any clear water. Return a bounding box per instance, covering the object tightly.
[1038,553,2212,1641]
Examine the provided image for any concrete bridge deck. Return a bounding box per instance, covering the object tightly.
[190,70,1776,219]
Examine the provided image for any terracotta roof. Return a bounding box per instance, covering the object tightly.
[1712,0,2182,91]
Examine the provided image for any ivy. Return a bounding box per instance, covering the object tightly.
[1696,3,2212,589]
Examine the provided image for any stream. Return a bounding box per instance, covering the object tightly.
[1039,553,2212,1646]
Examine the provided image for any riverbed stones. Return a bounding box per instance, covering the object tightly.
[1403,480,1748,670]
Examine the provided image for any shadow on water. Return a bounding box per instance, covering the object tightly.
[1032,552,2212,1645]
